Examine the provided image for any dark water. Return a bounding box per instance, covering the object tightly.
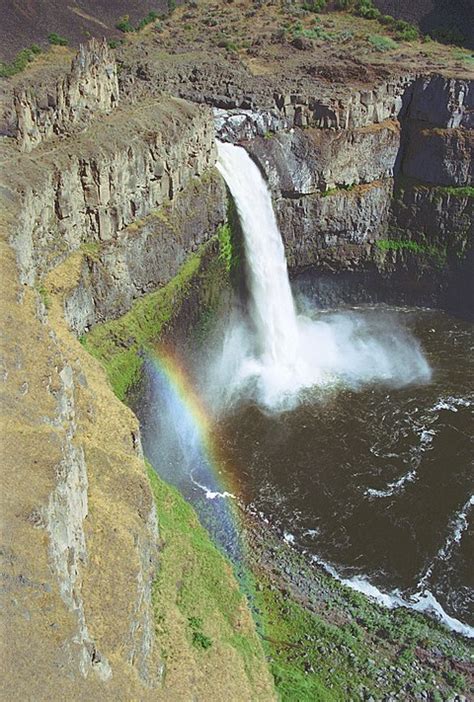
[216,307,474,630]
[135,304,473,634]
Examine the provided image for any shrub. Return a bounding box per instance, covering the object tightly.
[394,19,419,41]
[361,7,381,19]
[48,32,69,46]
[0,45,43,77]
[379,14,395,26]
[115,15,134,33]
[368,34,398,52]
[356,0,381,19]
[136,11,158,31]
[188,617,213,650]
[303,0,327,11]
[168,0,177,14]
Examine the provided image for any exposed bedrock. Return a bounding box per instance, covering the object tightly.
[65,170,226,334]
[1,40,267,700]
[238,71,472,311]
[402,124,473,187]
[6,97,215,287]
[14,39,119,152]
[391,183,473,252]
[247,121,400,195]
[408,74,473,129]
[212,72,472,141]
[0,238,161,699]
[277,181,393,270]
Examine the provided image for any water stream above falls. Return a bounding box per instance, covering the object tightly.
[135,142,473,638]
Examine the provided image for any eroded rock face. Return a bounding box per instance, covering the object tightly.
[14,38,119,152]
[7,98,216,286]
[277,181,393,270]
[390,184,473,254]
[0,238,161,699]
[402,124,473,187]
[65,170,226,333]
[237,71,472,308]
[247,121,400,196]
[409,75,473,129]
[1,42,242,700]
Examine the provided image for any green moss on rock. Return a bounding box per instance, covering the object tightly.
[377,238,447,265]
[82,239,213,401]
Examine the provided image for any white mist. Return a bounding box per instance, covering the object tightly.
[215,141,431,410]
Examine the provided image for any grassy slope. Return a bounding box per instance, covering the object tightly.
[82,238,213,401]
[249,536,473,701]
[147,465,274,699]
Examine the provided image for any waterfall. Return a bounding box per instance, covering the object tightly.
[214,141,431,410]
[216,141,298,367]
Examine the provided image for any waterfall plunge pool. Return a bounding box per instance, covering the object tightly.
[134,142,473,638]
[135,304,473,638]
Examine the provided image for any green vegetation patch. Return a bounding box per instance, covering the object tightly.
[218,223,234,273]
[368,34,398,52]
[82,240,212,401]
[36,284,51,310]
[116,11,161,33]
[0,44,42,78]
[321,183,355,196]
[147,464,271,692]
[377,238,447,264]
[251,535,472,701]
[115,15,135,33]
[435,185,474,198]
[48,32,69,46]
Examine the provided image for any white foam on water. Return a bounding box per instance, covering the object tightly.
[189,470,236,500]
[365,469,418,498]
[310,554,474,639]
[215,141,432,411]
[365,425,436,498]
[417,495,474,590]
[431,396,473,413]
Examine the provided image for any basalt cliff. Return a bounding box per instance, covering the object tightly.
[0,3,473,700]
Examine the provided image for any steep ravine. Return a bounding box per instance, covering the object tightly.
[1,41,275,701]
[1,33,473,702]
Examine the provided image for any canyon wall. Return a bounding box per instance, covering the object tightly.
[15,38,119,152]
[1,40,274,701]
[239,73,472,310]
[1,27,472,701]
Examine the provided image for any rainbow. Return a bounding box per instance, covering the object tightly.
[147,343,236,501]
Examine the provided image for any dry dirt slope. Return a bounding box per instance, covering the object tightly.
[0,0,182,61]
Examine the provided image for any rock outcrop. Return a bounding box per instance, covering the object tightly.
[14,38,119,152]
[402,124,473,187]
[248,121,400,195]
[7,97,216,287]
[65,170,226,334]
[0,235,161,699]
[277,181,393,270]
[1,39,274,701]
[237,72,472,311]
